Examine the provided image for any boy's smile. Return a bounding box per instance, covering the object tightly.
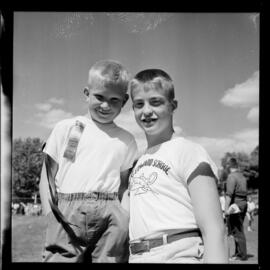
[140,114,158,127]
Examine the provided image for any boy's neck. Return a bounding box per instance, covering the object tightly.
[146,129,175,148]
[84,112,115,127]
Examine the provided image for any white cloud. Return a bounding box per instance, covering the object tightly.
[189,128,258,167]
[48,97,65,105]
[247,106,259,123]
[35,97,64,112]
[34,98,73,129]
[36,109,74,129]
[220,71,259,108]
[233,128,258,144]
[220,71,259,124]
[35,103,52,111]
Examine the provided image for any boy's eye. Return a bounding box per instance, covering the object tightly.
[150,99,163,106]
[110,98,121,104]
[133,101,144,108]
[94,95,104,102]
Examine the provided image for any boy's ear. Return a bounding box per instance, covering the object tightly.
[83,87,90,99]
[171,100,178,112]
[122,93,129,107]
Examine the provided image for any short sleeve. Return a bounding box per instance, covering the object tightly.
[120,138,138,172]
[177,140,218,183]
[43,120,69,163]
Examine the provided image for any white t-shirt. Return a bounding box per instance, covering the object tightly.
[43,115,138,193]
[129,136,218,241]
[220,196,226,212]
[247,201,256,212]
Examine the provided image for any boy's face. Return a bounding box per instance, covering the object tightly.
[86,85,128,124]
[132,84,175,136]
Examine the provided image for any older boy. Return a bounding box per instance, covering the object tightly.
[39,60,138,262]
[125,69,228,263]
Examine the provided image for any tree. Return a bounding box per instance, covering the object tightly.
[221,151,250,171]
[247,145,259,190]
[250,145,259,170]
[12,137,44,199]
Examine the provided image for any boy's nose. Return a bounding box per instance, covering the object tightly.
[142,104,153,116]
[100,101,110,110]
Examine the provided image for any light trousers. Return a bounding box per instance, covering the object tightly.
[129,236,204,263]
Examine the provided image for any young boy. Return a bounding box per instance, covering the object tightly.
[246,196,256,232]
[39,60,138,263]
[124,69,228,263]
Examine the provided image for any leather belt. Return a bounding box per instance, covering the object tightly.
[58,192,118,201]
[129,229,202,255]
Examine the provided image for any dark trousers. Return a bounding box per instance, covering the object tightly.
[227,205,247,259]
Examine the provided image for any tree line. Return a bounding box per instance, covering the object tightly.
[219,146,259,191]
[11,137,259,202]
[12,137,44,202]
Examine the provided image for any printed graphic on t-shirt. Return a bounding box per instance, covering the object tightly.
[129,158,171,195]
[130,172,158,195]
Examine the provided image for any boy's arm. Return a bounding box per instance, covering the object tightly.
[225,175,235,215]
[39,155,59,215]
[188,164,228,263]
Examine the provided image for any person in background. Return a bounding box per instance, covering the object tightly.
[225,157,248,261]
[246,196,256,232]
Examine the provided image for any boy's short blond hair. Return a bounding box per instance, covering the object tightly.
[129,69,175,102]
[88,60,131,93]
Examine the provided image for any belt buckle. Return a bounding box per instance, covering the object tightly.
[162,234,168,245]
[130,240,150,255]
[142,240,150,252]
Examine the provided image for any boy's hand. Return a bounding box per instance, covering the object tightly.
[119,169,130,201]
[121,190,130,214]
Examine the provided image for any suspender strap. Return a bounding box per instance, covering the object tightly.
[45,156,84,252]
[44,120,86,254]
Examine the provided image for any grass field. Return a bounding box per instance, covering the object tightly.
[11,215,47,262]
[11,214,258,263]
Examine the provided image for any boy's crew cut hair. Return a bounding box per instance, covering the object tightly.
[129,69,175,102]
[88,59,131,92]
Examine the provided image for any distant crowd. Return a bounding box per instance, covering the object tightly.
[12,201,42,216]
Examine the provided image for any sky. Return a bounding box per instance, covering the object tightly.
[12,12,259,167]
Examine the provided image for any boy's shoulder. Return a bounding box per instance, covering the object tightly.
[53,116,83,130]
